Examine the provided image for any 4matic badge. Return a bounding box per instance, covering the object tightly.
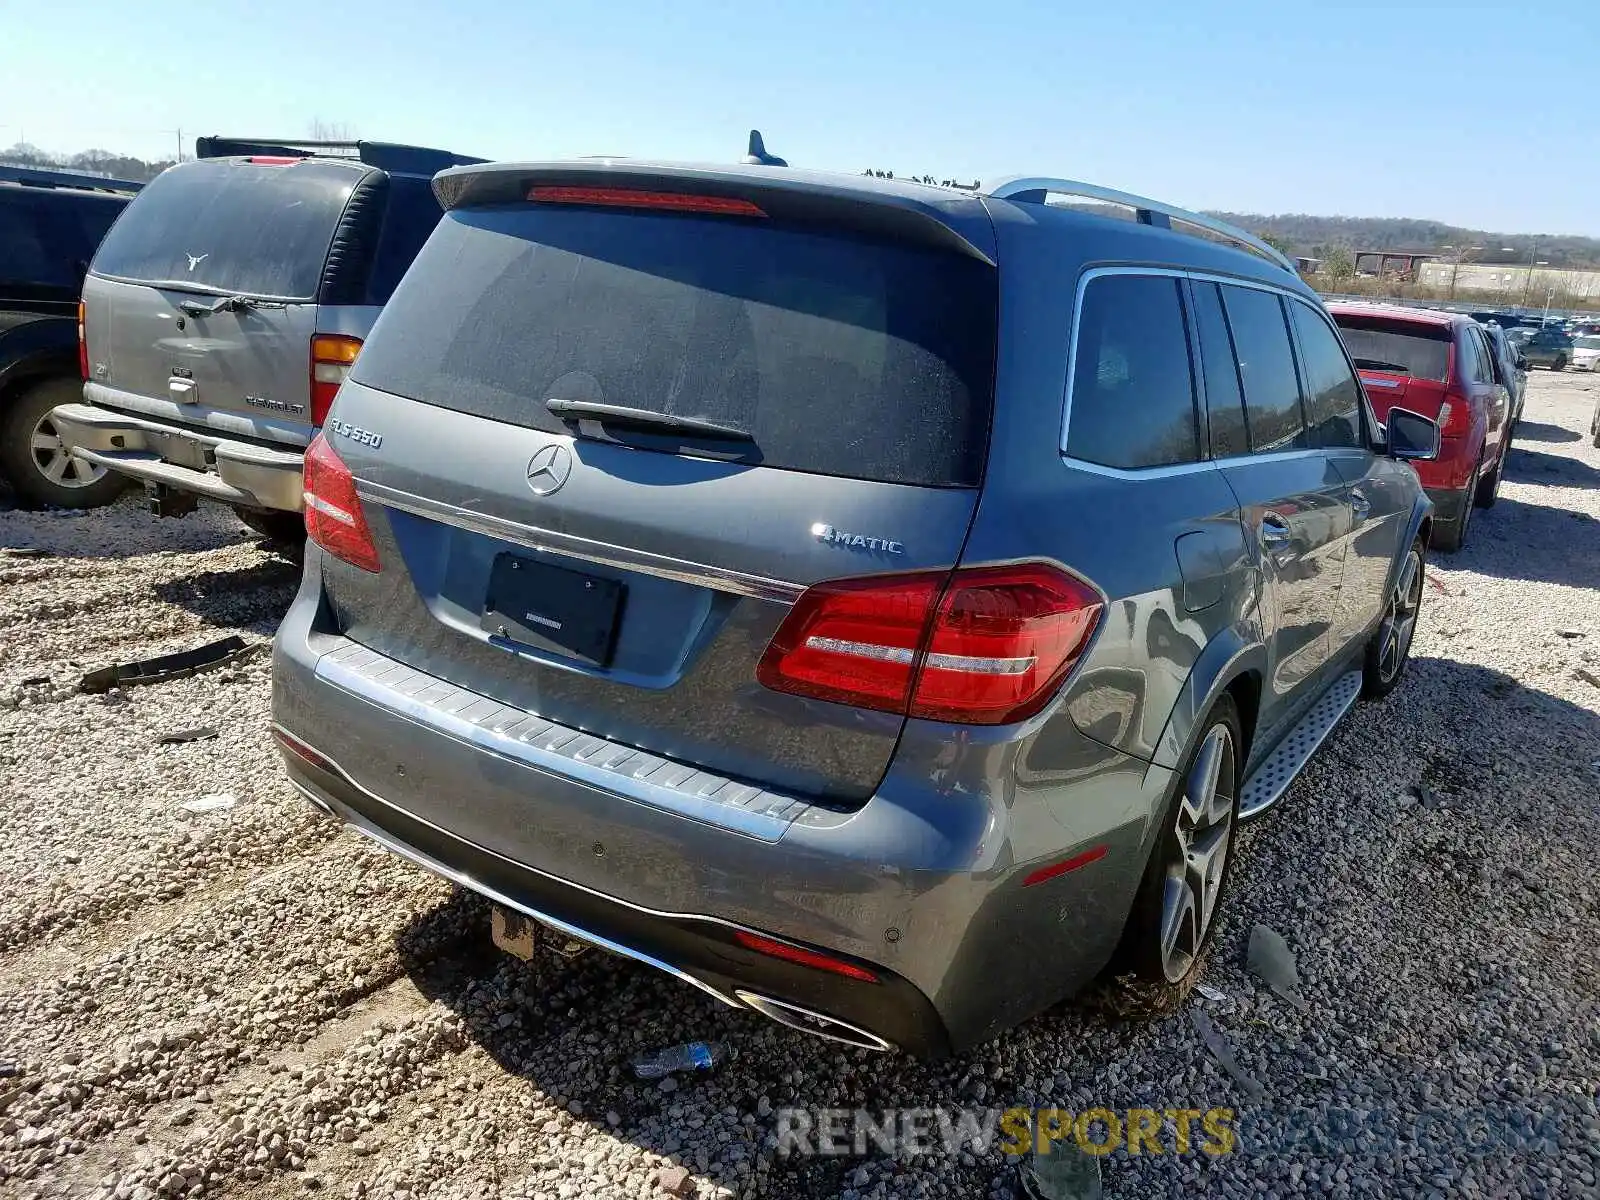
[812,524,904,554]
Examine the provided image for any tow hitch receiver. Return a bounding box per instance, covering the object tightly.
[145,482,199,519]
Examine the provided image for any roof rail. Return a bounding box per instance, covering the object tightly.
[193,137,486,177]
[984,176,1295,273]
[0,164,144,195]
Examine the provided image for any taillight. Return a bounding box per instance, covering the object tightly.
[1439,392,1469,434]
[77,300,88,380]
[310,334,362,426]
[302,434,379,572]
[757,563,1103,726]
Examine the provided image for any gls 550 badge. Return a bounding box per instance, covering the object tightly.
[329,418,383,450]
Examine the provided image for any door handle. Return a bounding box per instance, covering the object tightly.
[1351,489,1372,522]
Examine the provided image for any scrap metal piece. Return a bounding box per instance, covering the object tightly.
[1190,1007,1266,1104]
[79,636,251,694]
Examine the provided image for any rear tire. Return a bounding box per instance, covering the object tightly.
[1432,466,1477,553]
[1117,696,1243,986]
[0,377,128,510]
[1474,449,1504,508]
[1362,539,1424,700]
[1552,356,1566,372]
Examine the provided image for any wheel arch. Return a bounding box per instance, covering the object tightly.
[1151,623,1268,774]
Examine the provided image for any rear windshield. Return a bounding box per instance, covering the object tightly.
[351,205,998,486]
[90,159,356,300]
[1331,316,1451,382]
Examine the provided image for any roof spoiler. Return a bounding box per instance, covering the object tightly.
[194,137,486,176]
[0,164,144,194]
[432,161,996,266]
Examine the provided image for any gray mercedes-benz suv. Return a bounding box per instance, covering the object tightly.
[271,159,1439,1057]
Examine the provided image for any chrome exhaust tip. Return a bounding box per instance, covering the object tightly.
[735,990,895,1053]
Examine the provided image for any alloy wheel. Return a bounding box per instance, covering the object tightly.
[29,413,107,490]
[1378,548,1424,684]
[1158,724,1236,982]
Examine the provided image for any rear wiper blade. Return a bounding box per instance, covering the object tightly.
[544,398,754,442]
[177,295,281,317]
[1352,358,1411,374]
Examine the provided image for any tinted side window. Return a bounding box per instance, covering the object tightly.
[1066,273,1198,470]
[1289,301,1362,448]
[1221,285,1307,453]
[1190,281,1249,458]
[366,177,444,304]
[0,195,62,286]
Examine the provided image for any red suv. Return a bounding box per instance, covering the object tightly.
[1327,304,1513,552]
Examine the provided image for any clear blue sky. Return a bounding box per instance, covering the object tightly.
[5,0,1598,234]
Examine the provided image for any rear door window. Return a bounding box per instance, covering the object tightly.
[1288,300,1363,448]
[90,159,357,299]
[352,205,998,486]
[1065,273,1199,470]
[1220,285,1307,453]
[1332,315,1451,382]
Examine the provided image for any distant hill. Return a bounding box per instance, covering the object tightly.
[1210,212,1600,269]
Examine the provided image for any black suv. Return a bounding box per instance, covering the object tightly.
[0,165,140,507]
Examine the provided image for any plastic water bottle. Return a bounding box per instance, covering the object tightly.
[630,1040,729,1079]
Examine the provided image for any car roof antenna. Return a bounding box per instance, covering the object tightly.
[742,130,787,168]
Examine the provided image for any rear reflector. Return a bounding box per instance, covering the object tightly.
[273,726,333,772]
[303,433,379,572]
[732,931,879,982]
[310,334,362,426]
[77,300,88,381]
[1021,844,1109,887]
[757,563,1102,726]
[527,186,766,218]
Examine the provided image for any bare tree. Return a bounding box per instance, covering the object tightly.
[308,119,357,142]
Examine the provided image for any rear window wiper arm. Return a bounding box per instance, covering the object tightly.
[545,398,753,442]
[177,295,283,317]
[1352,358,1411,374]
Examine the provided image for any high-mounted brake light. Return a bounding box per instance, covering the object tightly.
[732,930,879,983]
[310,334,362,426]
[302,433,379,572]
[248,156,301,165]
[77,300,88,380]
[527,186,766,218]
[757,563,1103,726]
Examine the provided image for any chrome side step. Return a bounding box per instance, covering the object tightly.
[1238,670,1362,820]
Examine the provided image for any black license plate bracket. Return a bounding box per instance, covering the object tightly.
[482,554,625,667]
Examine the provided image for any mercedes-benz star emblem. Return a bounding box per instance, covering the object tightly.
[525,444,573,496]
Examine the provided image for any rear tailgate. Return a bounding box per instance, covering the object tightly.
[83,157,359,445]
[320,171,999,803]
[1331,313,1453,423]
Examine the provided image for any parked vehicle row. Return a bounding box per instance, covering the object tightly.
[7,139,1446,1057]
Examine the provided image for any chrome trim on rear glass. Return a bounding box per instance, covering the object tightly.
[312,640,810,842]
[356,479,805,604]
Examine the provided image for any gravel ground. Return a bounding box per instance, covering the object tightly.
[2,371,1598,1200]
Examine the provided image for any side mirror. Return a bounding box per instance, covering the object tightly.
[1386,407,1440,462]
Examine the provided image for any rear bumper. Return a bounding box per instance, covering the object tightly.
[50,402,305,512]
[270,553,1168,1054]
[1424,484,1468,526]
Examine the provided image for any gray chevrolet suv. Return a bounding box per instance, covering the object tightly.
[51,137,480,541]
[270,160,1440,1057]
